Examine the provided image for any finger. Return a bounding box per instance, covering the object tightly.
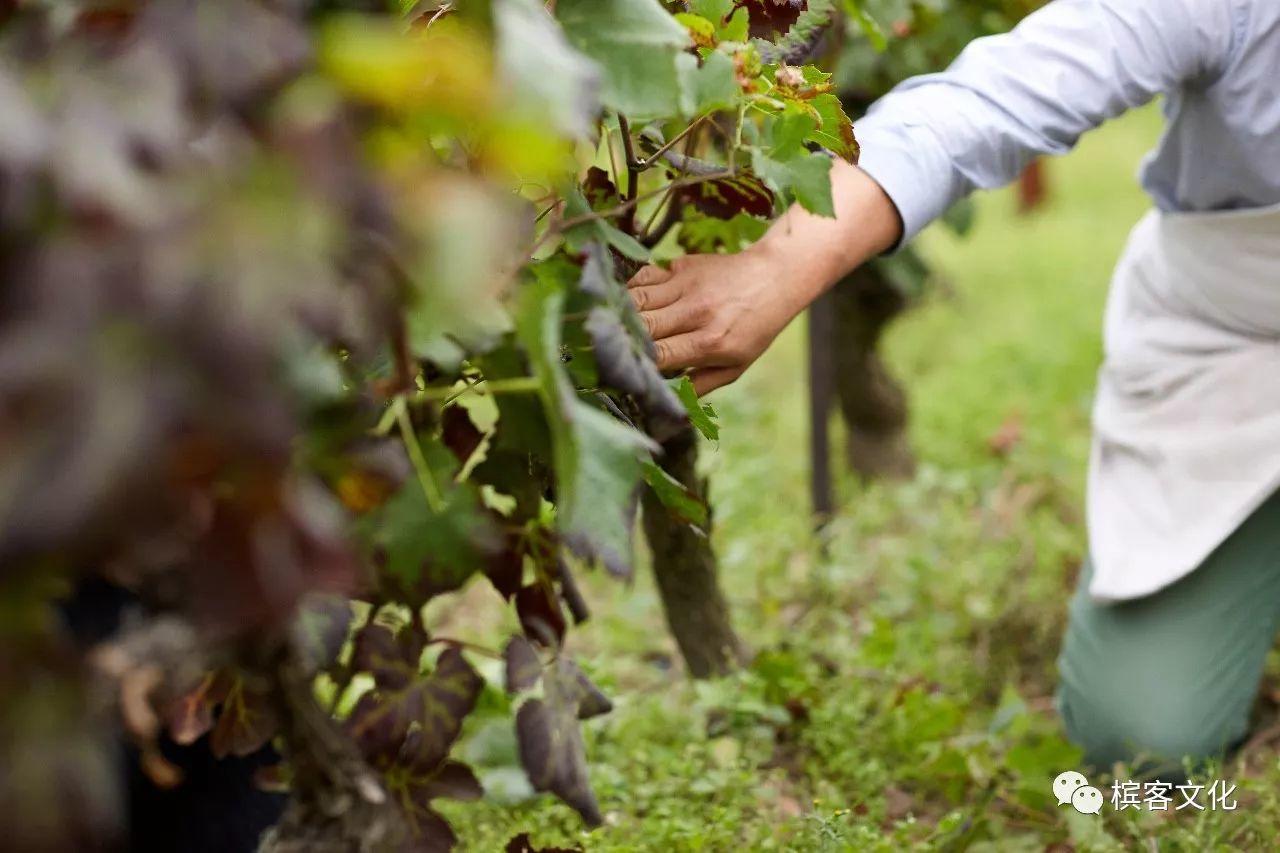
[627,264,672,288]
[652,331,722,371]
[628,280,683,313]
[641,300,702,341]
[691,367,741,396]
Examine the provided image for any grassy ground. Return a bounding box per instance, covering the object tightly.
[444,105,1280,850]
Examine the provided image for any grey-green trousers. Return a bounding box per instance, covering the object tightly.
[1057,489,1280,772]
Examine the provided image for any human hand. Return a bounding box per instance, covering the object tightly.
[625,162,902,395]
[626,246,806,395]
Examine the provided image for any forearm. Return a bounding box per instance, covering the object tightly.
[749,160,902,316]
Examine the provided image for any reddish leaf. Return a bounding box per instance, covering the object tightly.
[346,646,483,770]
[209,673,279,759]
[164,671,225,746]
[514,657,611,825]
[485,537,526,600]
[405,805,458,853]
[441,405,484,465]
[405,759,484,804]
[738,0,807,39]
[516,583,566,645]
[503,635,542,694]
[565,660,612,721]
[678,173,775,219]
[582,166,621,211]
[351,622,426,691]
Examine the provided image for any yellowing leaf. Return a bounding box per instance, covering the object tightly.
[320,16,492,119]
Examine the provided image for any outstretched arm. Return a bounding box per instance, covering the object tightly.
[628,161,900,394]
[630,0,1238,394]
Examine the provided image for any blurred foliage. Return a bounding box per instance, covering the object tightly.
[0,0,882,849]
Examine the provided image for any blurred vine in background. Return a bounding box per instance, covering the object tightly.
[807,0,1044,501]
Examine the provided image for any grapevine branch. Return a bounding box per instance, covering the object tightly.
[617,115,640,233]
[555,168,735,232]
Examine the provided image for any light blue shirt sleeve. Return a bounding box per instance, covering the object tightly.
[855,0,1238,243]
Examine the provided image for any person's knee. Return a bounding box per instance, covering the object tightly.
[1059,677,1240,771]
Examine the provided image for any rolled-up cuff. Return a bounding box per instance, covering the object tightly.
[854,116,958,249]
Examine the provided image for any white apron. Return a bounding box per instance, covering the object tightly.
[1087,202,1280,602]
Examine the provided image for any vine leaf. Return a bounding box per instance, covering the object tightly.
[642,461,709,527]
[740,0,808,40]
[365,439,501,597]
[672,376,720,441]
[751,109,834,216]
[514,657,612,825]
[677,172,775,219]
[441,405,485,466]
[402,178,519,370]
[579,245,688,441]
[346,642,483,771]
[165,672,226,747]
[556,0,691,119]
[807,92,859,163]
[676,49,740,116]
[503,635,543,694]
[561,185,649,261]
[494,0,601,139]
[209,672,279,759]
[517,259,657,577]
[351,622,425,691]
[515,581,568,645]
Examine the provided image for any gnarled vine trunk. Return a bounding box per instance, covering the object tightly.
[831,264,915,481]
[642,429,744,678]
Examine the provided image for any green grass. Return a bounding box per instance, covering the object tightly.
[445,104,1280,850]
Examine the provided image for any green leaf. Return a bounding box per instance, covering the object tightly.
[556,0,690,119]
[561,185,650,262]
[751,146,834,217]
[674,12,717,46]
[689,0,735,24]
[677,209,770,254]
[367,447,499,595]
[722,6,751,42]
[677,49,741,117]
[672,376,720,441]
[517,262,657,577]
[642,461,709,527]
[494,0,602,139]
[807,92,859,163]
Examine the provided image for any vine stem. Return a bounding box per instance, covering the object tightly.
[636,114,708,172]
[555,169,735,232]
[394,398,445,514]
[617,115,640,233]
[418,375,542,404]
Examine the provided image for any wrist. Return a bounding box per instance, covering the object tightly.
[745,229,832,318]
